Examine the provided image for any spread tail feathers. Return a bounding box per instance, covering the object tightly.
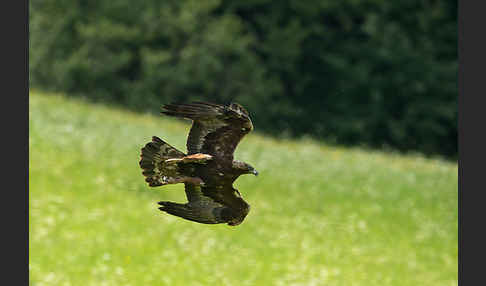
[140,137,213,187]
[139,136,186,187]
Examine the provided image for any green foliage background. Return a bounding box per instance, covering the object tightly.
[30,0,457,157]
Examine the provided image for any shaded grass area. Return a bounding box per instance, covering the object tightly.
[29,91,457,286]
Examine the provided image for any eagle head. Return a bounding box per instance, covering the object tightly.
[233,160,259,176]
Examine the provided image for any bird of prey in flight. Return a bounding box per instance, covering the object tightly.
[139,102,258,226]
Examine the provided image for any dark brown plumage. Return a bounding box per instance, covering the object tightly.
[139,102,258,226]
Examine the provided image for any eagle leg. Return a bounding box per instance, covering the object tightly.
[165,153,213,164]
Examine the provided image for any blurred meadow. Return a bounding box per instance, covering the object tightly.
[29,91,457,285]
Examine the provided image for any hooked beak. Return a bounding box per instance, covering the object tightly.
[252,169,259,176]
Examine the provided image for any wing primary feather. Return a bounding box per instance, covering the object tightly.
[161,103,222,120]
[191,101,224,108]
[158,201,224,224]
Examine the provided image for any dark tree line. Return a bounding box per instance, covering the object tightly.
[30,0,457,157]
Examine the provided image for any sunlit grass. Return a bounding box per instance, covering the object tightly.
[29,91,458,286]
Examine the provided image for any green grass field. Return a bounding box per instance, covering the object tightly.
[29,91,458,286]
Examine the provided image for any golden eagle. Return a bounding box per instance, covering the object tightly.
[139,102,258,226]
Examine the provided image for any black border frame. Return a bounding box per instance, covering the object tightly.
[458,1,484,285]
[2,0,29,284]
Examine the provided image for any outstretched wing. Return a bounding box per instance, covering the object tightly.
[158,184,233,224]
[161,102,253,163]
